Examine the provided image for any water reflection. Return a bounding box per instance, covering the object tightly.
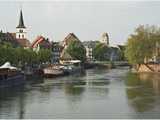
[139,73,160,95]
[64,83,85,95]
[0,87,26,119]
[18,90,26,119]
[125,72,160,112]
[2,67,160,119]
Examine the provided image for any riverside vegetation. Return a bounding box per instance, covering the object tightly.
[0,42,52,68]
[125,25,160,65]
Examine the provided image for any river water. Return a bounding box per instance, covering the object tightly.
[0,67,160,119]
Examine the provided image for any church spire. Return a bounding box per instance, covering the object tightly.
[16,10,26,28]
[16,9,27,40]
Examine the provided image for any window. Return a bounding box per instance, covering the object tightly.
[19,29,23,33]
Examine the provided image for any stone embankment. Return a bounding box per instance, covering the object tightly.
[84,61,130,69]
[137,64,160,73]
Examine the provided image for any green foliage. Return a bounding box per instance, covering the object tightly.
[37,49,52,64]
[125,72,155,112]
[0,42,16,65]
[93,42,109,61]
[125,25,160,64]
[0,42,52,67]
[118,45,126,61]
[66,40,86,62]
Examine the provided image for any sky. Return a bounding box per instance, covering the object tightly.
[0,1,160,45]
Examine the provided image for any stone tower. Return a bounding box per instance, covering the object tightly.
[16,10,26,39]
[100,33,109,45]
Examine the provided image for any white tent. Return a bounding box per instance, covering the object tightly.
[0,62,17,70]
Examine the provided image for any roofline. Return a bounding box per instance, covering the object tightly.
[16,26,26,29]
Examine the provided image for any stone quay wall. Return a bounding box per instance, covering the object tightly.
[138,64,160,73]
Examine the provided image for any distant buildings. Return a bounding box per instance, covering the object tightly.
[82,33,110,62]
[61,33,80,48]
[31,36,52,51]
[60,33,80,64]
[0,9,30,48]
[0,8,125,63]
[15,9,30,48]
[16,10,27,39]
[82,41,98,61]
[51,42,62,64]
[82,33,124,62]
[99,33,109,46]
[0,32,19,47]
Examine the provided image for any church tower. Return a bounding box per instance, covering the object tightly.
[16,10,26,39]
[100,33,109,46]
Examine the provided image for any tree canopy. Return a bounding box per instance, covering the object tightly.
[93,42,110,61]
[0,42,52,68]
[66,40,86,62]
[125,25,160,64]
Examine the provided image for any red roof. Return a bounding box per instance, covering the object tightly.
[31,36,52,49]
[31,36,45,48]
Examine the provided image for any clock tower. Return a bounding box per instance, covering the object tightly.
[16,10,26,39]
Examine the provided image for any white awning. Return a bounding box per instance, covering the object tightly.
[0,62,17,70]
[69,60,81,63]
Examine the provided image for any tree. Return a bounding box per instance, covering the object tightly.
[0,42,17,65]
[125,25,160,64]
[93,42,109,61]
[37,48,52,64]
[0,42,52,68]
[118,45,126,61]
[66,40,86,62]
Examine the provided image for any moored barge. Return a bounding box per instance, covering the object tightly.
[0,62,25,88]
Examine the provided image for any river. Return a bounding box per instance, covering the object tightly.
[0,67,160,119]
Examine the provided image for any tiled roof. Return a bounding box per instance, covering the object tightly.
[0,32,18,47]
[16,38,31,47]
[62,33,80,47]
[0,32,30,48]
[60,33,82,60]
[31,36,45,48]
[10,33,16,38]
[31,36,52,49]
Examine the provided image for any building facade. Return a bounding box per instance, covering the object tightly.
[16,10,27,39]
[60,33,80,63]
[31,35,52,51]
[99,32,109,46]
[51,42,62,64]
[15,9,30,48]
[0,10,30,48]
[0,31,19,47]
[83,41,98,61]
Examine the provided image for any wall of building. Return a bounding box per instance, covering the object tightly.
[16,28,26,39]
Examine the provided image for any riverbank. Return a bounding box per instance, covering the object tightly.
[23,61,130,79]
[84,61,130,69]
[135,63,160,73]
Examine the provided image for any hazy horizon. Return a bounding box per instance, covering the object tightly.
[0,1,160,45]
